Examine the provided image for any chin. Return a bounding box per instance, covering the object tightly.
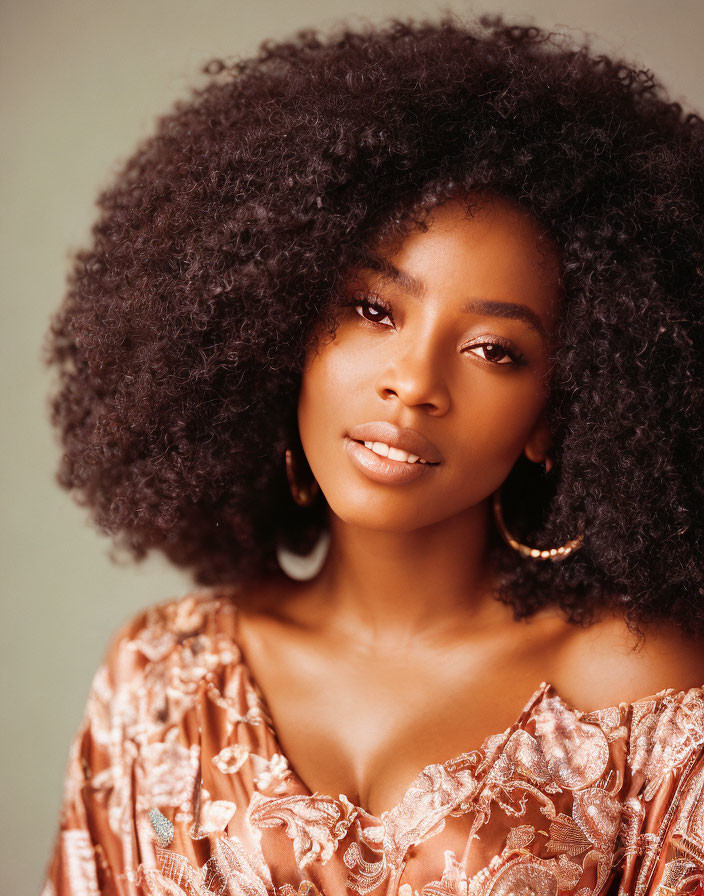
[328,496,436,532]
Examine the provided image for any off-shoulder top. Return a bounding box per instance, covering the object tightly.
[41,586,704,896]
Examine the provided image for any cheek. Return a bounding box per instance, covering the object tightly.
[453,375,549,472]
[297,342,357,451]
[300,331,371,408]
[480,378,545,422]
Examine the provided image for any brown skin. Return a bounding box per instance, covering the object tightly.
[297,194,560,638]
[235,195,704,820]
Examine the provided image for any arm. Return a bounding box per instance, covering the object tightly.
[41,614,147,896]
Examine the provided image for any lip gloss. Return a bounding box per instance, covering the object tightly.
[343,437,437,484]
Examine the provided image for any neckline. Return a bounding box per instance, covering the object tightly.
[227,596,704,823]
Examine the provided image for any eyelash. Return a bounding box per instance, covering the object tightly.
[348,294,527,367]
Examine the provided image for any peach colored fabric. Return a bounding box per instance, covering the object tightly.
[41,587,704,896]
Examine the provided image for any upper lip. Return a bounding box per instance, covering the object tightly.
[347,421,442,464]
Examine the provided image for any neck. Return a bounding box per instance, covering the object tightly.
[304,497,503,646]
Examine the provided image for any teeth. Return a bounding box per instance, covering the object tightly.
[361,440,427,464]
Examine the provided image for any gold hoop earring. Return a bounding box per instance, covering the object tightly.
[492,488,584,561]
[285,446,319,507]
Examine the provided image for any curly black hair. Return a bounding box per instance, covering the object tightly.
[43,13,704,638]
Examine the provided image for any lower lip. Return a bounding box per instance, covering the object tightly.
[343,437,437,484]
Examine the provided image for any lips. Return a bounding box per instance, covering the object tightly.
[344,437,436,484]
[346,421,442,464]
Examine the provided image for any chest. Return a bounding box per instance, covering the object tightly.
[235,615,564,819]
[272,668,542,819]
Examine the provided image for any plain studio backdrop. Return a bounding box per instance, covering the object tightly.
[2,0,702,892]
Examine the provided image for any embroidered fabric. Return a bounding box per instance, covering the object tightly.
[40,586,704,896]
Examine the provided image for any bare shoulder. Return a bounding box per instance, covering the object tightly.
[228,572,322,660]
[553,609,704,712]
[229,571,314,622]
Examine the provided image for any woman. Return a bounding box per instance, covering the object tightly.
[41,14,704,896]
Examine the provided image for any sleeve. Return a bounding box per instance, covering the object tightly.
[640,750,704,896]
[616,748,704,896]
[40,609,150,896]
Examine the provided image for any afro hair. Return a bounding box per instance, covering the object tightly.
[43,13,704,638]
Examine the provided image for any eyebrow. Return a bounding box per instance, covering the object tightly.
[357,256,549,344]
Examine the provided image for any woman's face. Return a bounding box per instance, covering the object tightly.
[297,195,562,532]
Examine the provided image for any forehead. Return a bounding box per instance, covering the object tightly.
[389,195,561,277]
[359,195,563,332]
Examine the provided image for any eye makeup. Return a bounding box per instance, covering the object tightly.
[347,291,528,367]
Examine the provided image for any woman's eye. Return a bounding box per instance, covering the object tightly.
[352,296,394,327]
[350,295,524,367]
[466,342,524,366]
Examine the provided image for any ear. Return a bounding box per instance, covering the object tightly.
[523,413,553,467]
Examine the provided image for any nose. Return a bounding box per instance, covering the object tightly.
[375,337,450,414]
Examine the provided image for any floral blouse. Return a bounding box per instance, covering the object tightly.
[41,586,704,896]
